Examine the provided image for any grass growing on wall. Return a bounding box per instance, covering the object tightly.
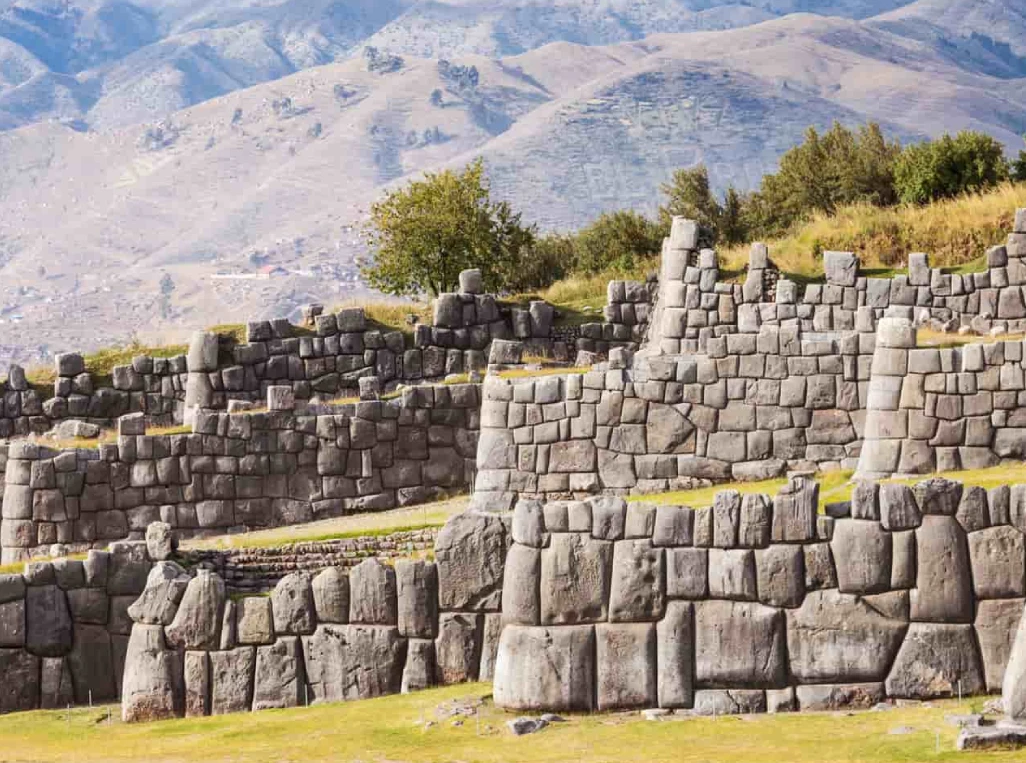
[0,685,1010,763]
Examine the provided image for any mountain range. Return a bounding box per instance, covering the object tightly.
[1,0,1025,367]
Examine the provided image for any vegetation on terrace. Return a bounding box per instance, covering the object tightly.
[0,684,1011,763]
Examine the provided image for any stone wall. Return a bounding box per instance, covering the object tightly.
[121,510,509,721]
[1,382,480,563]
[493,477,1026,713]
[859,318,1026,478]
[578,278,657,355]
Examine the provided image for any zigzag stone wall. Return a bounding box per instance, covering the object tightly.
[493,477,1026,713]
[1,382,480,563]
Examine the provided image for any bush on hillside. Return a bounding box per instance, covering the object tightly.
[894,131,1010,204]
[570,210,666,274]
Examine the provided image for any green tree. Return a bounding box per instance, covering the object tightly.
[658,165,721,234]
[361,158,535,296]
[1012,136,1026,183]
[571,210,664,274]
[504,233,574,292]
[894,131,1009,204]
[718,187,750,247]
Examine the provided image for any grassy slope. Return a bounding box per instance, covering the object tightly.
[0,684,1013,763]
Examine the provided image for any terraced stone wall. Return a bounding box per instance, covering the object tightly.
[493,477,1026,713]
[1,382,480,563]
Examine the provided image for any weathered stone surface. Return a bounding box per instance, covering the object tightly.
[349,558,398,626]
[253,637,305,710]
[796,683,885,711]
[68,624,115,702]
[512,499,546,547]
[771,477,818,542]
[128,561,190,625]
[969,526,1025,598]
[493,625,596,711]
[879,484,921,531]
[886,623,984,698]
[596,623,656,710]
[145,521,176,561]
[608,540,665,622]
[0,648,39,713]
[657,601,694,709]
[975,598,1024,693]
[39,657,74,710]
[311,568,349,624]
[590,496,627,541]
[237,596,273,645]
[396,560,438,638]
[694,600,786,688]
[541,533,612,624]
[271,572,316,635]
[502,545,540,625]
[957,725,1026,751]
[755,545,804,608]
[0,600,25,647]
[401,638,436,693]
[666,548,707,599]
[911,516,973,623]
[787,589,907,683]
[1006,603,1026,720]
[210,646,256,715]
[25,585,72,657]
[121,624,182,722]
[166,570,225,650]
[824,251,858,286]
[302,625,406,703]
[653,505,693,547]
[436,612,482,684]
[831,519,892,595]
[691,689,765,715]
[435,512,507,611]
[183,650,209,717]
[708,549,756,601]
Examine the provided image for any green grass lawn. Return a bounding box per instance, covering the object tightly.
[0,684,1015,763]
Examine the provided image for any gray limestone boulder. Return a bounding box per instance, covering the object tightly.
[879,484,921,531]
[501,545,540,625]
[165,569,225,651]
[824,251,858,287]
[796,683,885,711]
[831,519,892,595]
[396,560,438,638]
[145,521,176,561]
[657,601,694,709]
[40,657,74,710]
[183,650,209,718]
[186,332,219,372]
[694,600,786,689]
[596,623,656,710]
[589,496,627,541]
[786,589,907,683]
[493,625,596,711]
[755,545,804,608]
[608,540,665,622]
[489,339,523,365]
[435,511,507,611]
[121,624,183,722]
[541,533,612,624]
[0,649,40,713]
[68,624,115,702]
[210,646,256,715]
[25,585,72,657]
[253,637,305,710]
[913,477,962,516]
[976,599,1024,693]
[666,548,707,599]
[1005,604,1026,720]
[512,499,546,547]
[435,612,482,684]
[271,573,316,635]
[401,639,437,693]
[128,561,190,625]
[886,623,984,699]
[969,526,1025,599]
[692,689,765,715]
[311,568,349,625]
[911,516,973,623]
[349,559,398,626]
[237,596,274,645]
[302,624,406,703]
[0,600,25,647]
[708,549,756,601]
[771,477,818,542]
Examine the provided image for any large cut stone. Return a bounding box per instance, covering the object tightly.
[596,623,656,710]
[396,560,438,638]
[0,649,40,713]
[435,512,507,611]
[830,519,892,595]
[349,558,398,626]
[40,657,74,710]
[25,585,72,657]
[128,562,190,625]
[271,572,316,635]
[302,625,406,703]
[253,637,305,710]
[1006,604,1026,720]
[787,589,907,683]
[210,646,256,715]
[435,612,482,684]
[166,570,225,650]
[886,623,984,698]
[608,540,665,622]
[501,545,540,625]
[237,597,273,645]
[824,251,858,286]
[694,600,786,688]
[0,600,24,647]
[311,568,349,624]
[183,651,209,717]
[796,683,885,711]
[975,599,1024,693]
[68,624,115,702]
[401,639,436,693]
[755,545,804,608]
[121,624,182,722]
[541,533,612,624]
[657,601,694,709]
[493,625,596,712]
[911,516,973,623]
[646,405,693,454]
[969,526,1025,598]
